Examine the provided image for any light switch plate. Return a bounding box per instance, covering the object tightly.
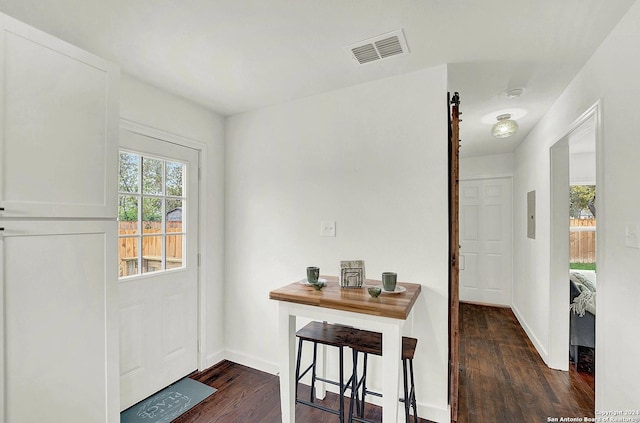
[321,221,336,237]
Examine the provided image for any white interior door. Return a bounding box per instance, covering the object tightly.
[459,178,513,306]
[118,129,200,410]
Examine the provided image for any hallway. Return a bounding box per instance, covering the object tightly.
[458,303,595,422]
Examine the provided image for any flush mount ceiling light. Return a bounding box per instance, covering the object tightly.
[481,108,528,124]
[492,114,519,138]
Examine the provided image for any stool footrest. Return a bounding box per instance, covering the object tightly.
[316,375,354,389]
[295,398,341,416]
[350,415,375,423]
[362,389,381,398]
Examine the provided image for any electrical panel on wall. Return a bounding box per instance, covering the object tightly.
[527,190,536,239]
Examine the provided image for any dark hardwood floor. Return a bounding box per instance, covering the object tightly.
[172,303,594,422]
[173,359,429,423]
[458,303,595,423]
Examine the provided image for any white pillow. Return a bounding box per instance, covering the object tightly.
[571,271,596,292]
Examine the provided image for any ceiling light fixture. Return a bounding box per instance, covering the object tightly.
[492,114,519,138]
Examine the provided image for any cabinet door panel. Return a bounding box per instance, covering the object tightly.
[0,14,118,218]
[0,221,119,423]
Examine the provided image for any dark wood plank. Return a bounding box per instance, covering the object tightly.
[458,303,595,423]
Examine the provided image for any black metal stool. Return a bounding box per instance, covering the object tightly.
[347,330,419,423]
[295,321,358,423]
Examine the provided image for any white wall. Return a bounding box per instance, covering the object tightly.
[225,66,450,422]
[513,0,640,410]
[460,153,514,180]
[119,73,226,367]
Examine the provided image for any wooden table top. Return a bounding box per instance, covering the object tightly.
[269,275,421,320]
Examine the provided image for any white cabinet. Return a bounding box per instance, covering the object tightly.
[0,221,119,423]
[0,13,118,219]
[0,13,119,423]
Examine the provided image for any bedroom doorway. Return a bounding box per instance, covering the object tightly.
[568,116,596,375]
[550,102,600,388]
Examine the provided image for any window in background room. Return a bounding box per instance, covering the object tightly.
[569,185,596,272]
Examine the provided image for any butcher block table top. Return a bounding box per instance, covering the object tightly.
[269,275,421,320]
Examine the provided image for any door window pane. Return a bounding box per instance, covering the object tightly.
[119,236,139,277]
[142,235,162,274]
[142,157,163,195]
[166,161,184,197]
[142,197,162,234]
[166,234,183,269]
[118,195,139,234]
[166,200,183,232]
[119,152,140,193]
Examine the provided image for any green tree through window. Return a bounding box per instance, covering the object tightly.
[570,185,595,218]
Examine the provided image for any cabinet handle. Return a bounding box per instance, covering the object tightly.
[0,207,4,211]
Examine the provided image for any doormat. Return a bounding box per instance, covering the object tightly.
[121,378,217,423]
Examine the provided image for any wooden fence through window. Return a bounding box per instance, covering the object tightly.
[570,218,596,263]
[118,221,183,276]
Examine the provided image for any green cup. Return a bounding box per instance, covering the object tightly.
[368,286,382,297]
[307,267,320,284]
[382,272,397,292]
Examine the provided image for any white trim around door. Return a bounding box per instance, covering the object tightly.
[119,118,209,374]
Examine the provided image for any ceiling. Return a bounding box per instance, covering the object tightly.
[0,0,635,157]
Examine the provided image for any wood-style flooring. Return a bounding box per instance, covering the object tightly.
[171,303,594,422]
[458,303,595,422]
[173,359,428,423]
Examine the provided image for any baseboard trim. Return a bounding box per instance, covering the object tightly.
[224,350,279,376]
[460,300,511,308]
[202,350,225,370]
[511,303,549,365]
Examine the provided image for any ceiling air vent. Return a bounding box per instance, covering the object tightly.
[348,29,409,65]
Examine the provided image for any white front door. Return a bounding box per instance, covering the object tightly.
[459,178,513,306]
[118,129,200,410]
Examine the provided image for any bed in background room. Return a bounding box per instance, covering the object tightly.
[569,270,596,371]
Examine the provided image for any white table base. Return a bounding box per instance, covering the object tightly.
[278,301,408,423]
